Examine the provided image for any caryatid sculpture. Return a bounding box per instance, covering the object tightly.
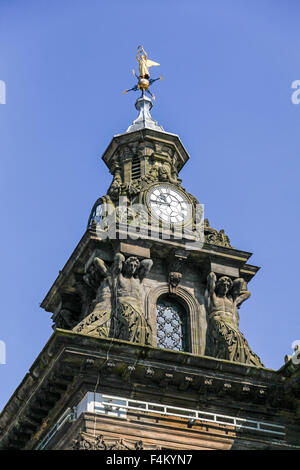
[205,272,263,366]
[112,253,153,344]
[74,252,153,346]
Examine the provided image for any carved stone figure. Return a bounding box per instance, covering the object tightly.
[126,162,179,199]
[74,252,153,345]
[205,272,263,366]
[167,250,187,293]
[204,219,231,247]
[107,173,123,201]
[127,164,160,198]
[74,257,112,338]
[112,254,153,345]
[158,163,177,184]
[168,272,182,290]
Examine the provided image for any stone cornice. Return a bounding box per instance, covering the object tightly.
[0,330,292,450]
[102,128,190,173]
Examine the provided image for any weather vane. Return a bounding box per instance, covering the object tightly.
[123,46,162,100]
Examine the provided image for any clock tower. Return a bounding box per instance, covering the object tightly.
[0,52,300,451]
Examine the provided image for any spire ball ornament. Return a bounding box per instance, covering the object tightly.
[123,46,162,101]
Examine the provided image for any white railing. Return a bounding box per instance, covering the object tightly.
[36,391,286,449]
[98,393,285,437]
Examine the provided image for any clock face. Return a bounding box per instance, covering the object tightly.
[147,185,191,224]
[88,202,104,227]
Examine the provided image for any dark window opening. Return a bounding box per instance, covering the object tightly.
[131,156,141,179]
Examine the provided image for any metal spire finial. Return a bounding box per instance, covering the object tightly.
[123,46,164,133]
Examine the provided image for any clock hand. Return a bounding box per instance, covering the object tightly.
[151,200,170,206]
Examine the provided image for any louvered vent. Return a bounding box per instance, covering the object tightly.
[131,156,141,179]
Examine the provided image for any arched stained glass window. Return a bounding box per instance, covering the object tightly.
[156,295,188,352]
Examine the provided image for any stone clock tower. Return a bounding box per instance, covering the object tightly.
[0,70,300,450]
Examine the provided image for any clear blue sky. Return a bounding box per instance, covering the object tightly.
[1,0,300,411]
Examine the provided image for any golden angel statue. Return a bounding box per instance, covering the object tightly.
[136,45,160,79]
[123,46,162,100]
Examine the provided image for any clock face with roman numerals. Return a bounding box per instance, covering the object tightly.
[147,185,191,225]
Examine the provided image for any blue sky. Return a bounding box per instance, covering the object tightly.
[1,0,300,411]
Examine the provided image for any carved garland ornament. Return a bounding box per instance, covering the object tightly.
[72,432,160,450]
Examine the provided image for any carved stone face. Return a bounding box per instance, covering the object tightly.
[159,167,169,181]
[125,257,140,276]
[168,272,182,287]
[216,277,232,296]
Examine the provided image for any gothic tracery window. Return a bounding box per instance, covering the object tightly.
[156,295,188,352]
